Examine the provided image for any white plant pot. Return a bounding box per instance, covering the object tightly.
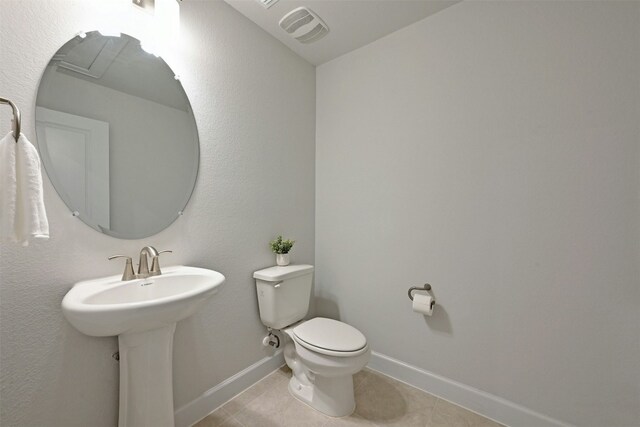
[276,253,290,266]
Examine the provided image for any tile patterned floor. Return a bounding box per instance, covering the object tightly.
[194,366,504,427]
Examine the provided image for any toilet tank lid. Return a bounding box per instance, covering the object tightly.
[253,264,314,282]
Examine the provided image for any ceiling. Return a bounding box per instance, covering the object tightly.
[223,0,461,65]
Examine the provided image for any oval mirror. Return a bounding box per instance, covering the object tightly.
[35,31,199,239]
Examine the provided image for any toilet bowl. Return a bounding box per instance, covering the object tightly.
[253,265,370,417]
[283,317,371,417]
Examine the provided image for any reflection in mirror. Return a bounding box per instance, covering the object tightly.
[36,31,199,239]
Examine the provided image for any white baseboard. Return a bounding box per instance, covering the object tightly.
[174,350,285,427]
[368,351,572,427]
[174,349,570,427]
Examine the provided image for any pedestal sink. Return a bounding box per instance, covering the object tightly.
[62,266,225,427]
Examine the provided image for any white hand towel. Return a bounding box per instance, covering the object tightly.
[0,132,18,242]
[0,131,49,245]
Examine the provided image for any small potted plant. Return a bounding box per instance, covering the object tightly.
[270,235,295,266]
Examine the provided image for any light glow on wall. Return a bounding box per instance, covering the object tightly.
[92,0,180,58]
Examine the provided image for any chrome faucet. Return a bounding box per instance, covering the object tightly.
[138,246,173,278]
[109,246,172,281]
[138,246,159,278]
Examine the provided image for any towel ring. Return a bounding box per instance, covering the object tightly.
[0,97,21,142]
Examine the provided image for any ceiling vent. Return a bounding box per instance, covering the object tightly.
[279,7,329,44]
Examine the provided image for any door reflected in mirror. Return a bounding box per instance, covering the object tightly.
[35,31,199,239]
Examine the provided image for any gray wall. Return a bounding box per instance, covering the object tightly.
[316,2,640,426]
[0,1,315,426]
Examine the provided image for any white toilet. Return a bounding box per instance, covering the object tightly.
[254,264,370,417]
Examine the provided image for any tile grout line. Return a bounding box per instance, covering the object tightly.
[197,368,287,426]
[225,369,290,421]
[242,370,283,404]
[424,398,441,427]
[228,413,246,427]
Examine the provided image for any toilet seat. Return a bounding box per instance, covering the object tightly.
[292,317,368,357]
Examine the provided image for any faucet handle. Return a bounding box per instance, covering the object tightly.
[108,255,137,281]
[150,250,172,276]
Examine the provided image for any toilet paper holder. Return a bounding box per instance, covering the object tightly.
[408,283,432,301]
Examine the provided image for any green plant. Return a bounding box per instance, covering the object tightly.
[270,235,295,254]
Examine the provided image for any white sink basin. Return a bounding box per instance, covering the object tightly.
[61,265,225,427]
[62,265,225,336]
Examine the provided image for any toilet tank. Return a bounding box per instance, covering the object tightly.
[253,264,314,330]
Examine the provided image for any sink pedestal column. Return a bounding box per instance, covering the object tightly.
[118,323,177,427]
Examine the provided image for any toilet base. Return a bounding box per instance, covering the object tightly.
[288,373,356,417]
